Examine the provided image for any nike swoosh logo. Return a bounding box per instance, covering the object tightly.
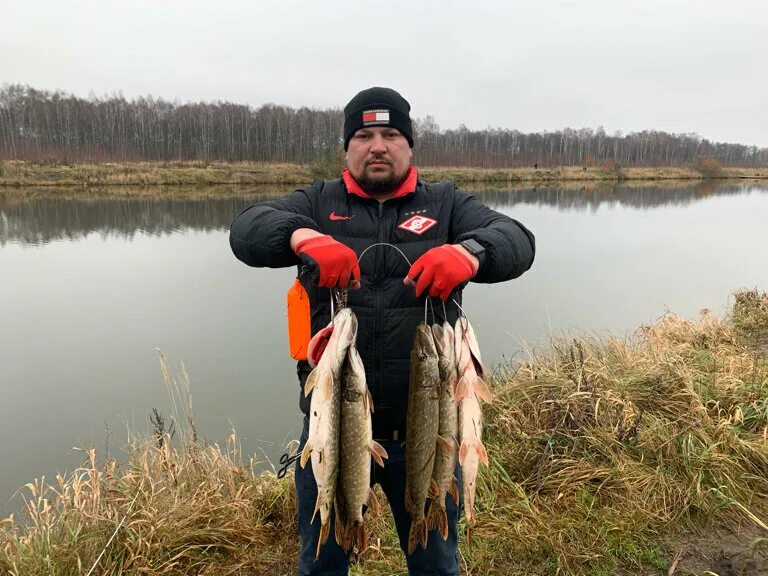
[329,212,353,221]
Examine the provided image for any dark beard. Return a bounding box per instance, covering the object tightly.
[358,171,408,196]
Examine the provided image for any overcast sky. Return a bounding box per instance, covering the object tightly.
[3,0,767,147]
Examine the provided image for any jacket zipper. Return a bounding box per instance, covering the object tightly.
[374,201,385,417]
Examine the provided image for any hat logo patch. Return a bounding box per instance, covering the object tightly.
[398,215,437,235]
[362,109,390,125]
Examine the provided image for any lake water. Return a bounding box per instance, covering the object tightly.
[2,181,768,513]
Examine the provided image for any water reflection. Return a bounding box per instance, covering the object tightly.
[471,180,755,211]
[0,192,270,246]
[2,179,768,515]
[0,180,760,246]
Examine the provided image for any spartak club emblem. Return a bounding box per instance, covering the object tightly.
[398,215,438,235]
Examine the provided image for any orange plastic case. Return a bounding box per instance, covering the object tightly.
[286,279,311,360]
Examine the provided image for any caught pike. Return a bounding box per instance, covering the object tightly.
[455,315,492,406]
[455,316,492,543]
[335,345,388,552]
[300,307,357,558]
[427,321,460,540]
[405,322,441,554]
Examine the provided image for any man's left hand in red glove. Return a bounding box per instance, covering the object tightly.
[404,244,479,301]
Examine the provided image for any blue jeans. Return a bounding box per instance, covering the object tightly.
[295,417,461,576]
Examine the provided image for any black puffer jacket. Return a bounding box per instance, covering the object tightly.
[229,176,535,438]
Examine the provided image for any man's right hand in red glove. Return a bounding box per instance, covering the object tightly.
[292,229,360,289]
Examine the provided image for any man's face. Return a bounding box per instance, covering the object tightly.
[346,126,413,195]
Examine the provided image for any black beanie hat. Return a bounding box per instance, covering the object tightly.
[343,87,414,150]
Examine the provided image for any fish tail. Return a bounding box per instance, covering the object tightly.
[464,487,475,526]
[316,520,331,558]
[426,502,448,540]
[407,517,428,555]
[347,522,368,552]
[466,523,473,552]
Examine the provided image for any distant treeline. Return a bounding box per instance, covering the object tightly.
[1,85,766,168]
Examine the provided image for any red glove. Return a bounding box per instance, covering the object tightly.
[295,234,360,288]
[406,245,477,300]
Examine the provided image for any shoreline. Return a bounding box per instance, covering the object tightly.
[0,160,766,188]
[2,290,767,575]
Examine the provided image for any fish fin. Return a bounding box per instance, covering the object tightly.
[369,441,388,467]
[367,487,381,514]
[334,497,347,547]
[334,516,346,550]
[408,518,428,555]
[474,377,493,404]
[303,369,318,397]
[428,478,440,500]
[478,441,489,466]
[427,504,449,541]
[420,515,429,550]
[349,522,367,553]
[310,492,321,525]
[458,441,468,466]
[466,524,472,552]
[450,476,460,504]
[299,440,312,469]
[455,375,470,403]
[322,373,335,402]
[316,520,331,558]
[436,434,454,455]
[366,388,374,413]
[439,510,449,540]
[426,501,437,531]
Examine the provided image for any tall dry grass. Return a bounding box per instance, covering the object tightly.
[1,291,767,575]
[2,159,766,187]
[468,290,768,574]
[0,352,296,575]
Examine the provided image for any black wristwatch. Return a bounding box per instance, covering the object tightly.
[460,238,486,258]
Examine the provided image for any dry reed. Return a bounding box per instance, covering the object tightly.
[2,160,766,188]
[2,291,767,574]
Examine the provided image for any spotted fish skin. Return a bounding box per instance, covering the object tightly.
[300,308,357,559]
[454,317,491,545]
[335,345,388,553]
[427,321,460,540]
[405,322,441,555]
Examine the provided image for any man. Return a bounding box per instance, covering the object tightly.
[230,87,535,576]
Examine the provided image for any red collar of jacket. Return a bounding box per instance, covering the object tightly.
[342,166,418,200]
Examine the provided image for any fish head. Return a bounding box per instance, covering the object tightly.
[413,322,437,358]
[348,344,364,376]
[441,321,454,357]
[431,323,443,345]
[463,321,485,376]
[454,316,466,345]
[432,321,456,366]
[329,308,358,356]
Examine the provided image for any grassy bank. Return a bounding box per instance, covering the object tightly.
[1,160,766,187]
[2,292,768,575]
